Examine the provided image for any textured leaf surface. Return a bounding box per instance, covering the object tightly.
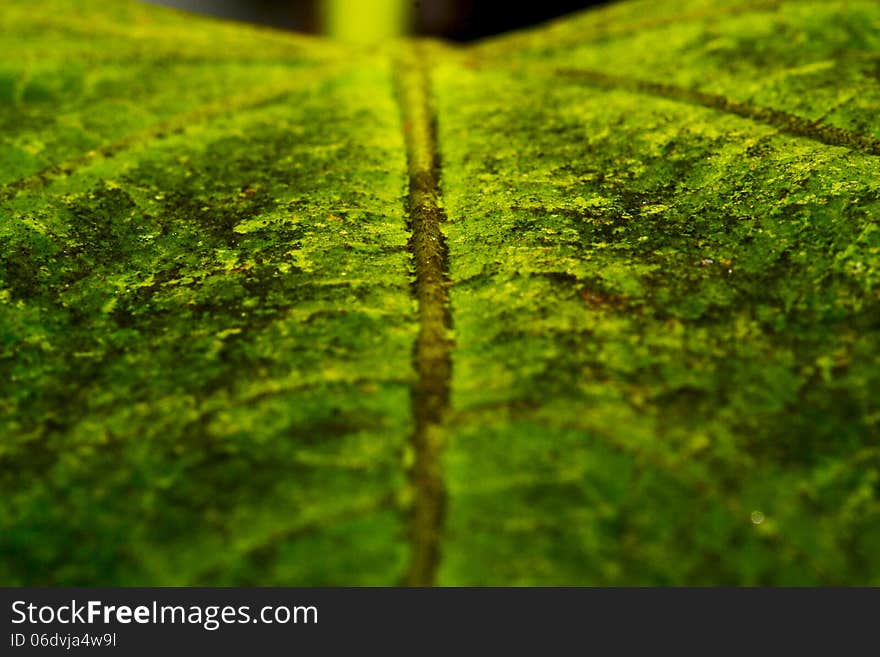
[1,0,879,585]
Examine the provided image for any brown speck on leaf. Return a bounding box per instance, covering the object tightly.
[580,289,626,309]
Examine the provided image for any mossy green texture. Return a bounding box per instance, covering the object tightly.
[1,3,414,585]
[1,0,879,585]
[437,2,880,584]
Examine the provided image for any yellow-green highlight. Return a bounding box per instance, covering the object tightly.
[323,0,411,43]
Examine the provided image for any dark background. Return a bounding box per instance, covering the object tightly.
[140,0,611,41]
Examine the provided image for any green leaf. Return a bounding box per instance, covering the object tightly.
[1,0,879,585]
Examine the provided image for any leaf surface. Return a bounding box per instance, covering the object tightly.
[1,0,879,585]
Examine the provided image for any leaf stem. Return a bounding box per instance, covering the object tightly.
[322,0,411,43]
